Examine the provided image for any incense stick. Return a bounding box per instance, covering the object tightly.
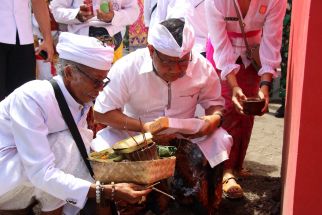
[145,181,160,189]
[152,187,175,200]
[138,117,147,145]
[124,129,140,145]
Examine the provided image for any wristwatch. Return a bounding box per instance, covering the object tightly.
[214,112,224,128]
[259,80,272,91]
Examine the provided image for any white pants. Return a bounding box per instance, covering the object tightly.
[0,128,93,214]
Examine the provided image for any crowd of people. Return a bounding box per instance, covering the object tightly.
[0,0,288,214]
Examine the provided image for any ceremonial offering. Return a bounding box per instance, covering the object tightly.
[241,97,265,115]
[100,0,109,13]
[89,132,176,184]
[112,132,153,154]
[89,155,176,184]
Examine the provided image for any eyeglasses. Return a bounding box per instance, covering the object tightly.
[155,50,192,67]
[74,65,110,88]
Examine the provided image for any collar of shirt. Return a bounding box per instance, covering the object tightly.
[53,75,92,113]
[138,48,194,78]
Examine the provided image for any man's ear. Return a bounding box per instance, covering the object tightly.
[64,65,73,79]
[147,44,154,58]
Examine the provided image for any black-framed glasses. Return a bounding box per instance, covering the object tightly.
[155,50,192,67]
[74,65,110,88]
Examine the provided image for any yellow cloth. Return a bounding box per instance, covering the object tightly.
[113,42,123,63]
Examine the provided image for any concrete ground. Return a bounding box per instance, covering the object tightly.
[218,103,284,215]
[245,103,284,177]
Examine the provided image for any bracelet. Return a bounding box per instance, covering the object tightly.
[96,181,101,204]
[259,81,272,91]
[214,112,224,128]
[111,181,115,201]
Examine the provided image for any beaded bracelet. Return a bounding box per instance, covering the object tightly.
[111,181,115,201]
[96,181,101,204]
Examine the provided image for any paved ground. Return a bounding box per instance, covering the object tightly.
[245,103,284,177]
[218,103,284,215]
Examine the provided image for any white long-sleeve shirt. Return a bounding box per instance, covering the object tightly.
[0,76,92,209]
[95,48,224,122]
[93,48,232,167]
[143,0,157,27]
[0,0,33,44]
[50,0,139,36]
[205,0,286,80]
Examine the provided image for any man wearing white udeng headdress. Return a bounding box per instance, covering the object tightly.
[93,18,233,213]
[0,32,150,214]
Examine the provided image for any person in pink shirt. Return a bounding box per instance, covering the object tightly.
[205,0,286,199]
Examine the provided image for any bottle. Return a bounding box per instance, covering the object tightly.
[100,0,109,13]
[83,0,93,15]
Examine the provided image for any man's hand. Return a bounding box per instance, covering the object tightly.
[183,115,221,139]
[103,183,151,204]
[97,2,114,23]
[35,39,54,62]
[232,86,246,114]
[77,5,94,22]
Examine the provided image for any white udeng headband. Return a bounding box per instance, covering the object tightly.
[148,18,195,58]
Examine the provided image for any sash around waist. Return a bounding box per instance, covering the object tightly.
[227,30,261,38]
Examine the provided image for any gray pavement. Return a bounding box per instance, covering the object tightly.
[245,103,284,177]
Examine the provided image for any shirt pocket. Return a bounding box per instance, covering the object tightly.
[250,10,266,29]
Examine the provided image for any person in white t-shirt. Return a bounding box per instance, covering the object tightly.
[0,32,150,214]
[92,18,232,213]
[0,0,54,101]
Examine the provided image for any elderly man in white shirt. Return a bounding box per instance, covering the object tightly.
[93,18,232,214]
[50,0,139,62]
[0,0,54,101]
[0,32,150,214]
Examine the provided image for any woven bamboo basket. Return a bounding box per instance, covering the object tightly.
[89,153,176,185]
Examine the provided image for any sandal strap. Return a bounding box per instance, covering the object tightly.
[222,176,237,184]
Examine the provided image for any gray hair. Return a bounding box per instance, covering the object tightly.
[56,59,77,76]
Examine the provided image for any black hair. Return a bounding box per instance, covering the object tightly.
[160,18,185,47]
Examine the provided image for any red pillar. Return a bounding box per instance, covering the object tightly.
[282,0,322,214]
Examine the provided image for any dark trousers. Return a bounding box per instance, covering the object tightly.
[0,37,36,101]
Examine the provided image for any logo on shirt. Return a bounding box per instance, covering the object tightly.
[259,5,267,15]
[66,199,77,205]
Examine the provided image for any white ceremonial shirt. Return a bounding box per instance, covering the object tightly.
[0,0,33,44]
[190,0,208,53]
[95,48,224,122]
[0,76,92,209]
[50,0,139,37]
[205,0,286,80]
[93,48,232,167]
[153,0,208,53]
[143,0,157,27]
